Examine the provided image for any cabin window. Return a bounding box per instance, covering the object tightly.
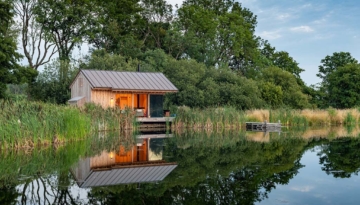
[78,77,83,87]
[150,95,164,117]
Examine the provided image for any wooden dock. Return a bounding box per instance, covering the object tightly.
[246,121,281,132]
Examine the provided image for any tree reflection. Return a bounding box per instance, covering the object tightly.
[87,134,307,205]
[0,185,19,205]
[318,137,360,178]
[1,172,84,205]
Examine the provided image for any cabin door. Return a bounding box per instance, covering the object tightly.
[115,94,131,109]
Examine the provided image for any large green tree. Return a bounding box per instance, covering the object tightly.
[261,67,310,109]
[315,52,358,108]
[326,63,360,108]
[260,41,304,79]
[174,0,260,70]
[90,0,143,57]
[139,0,173,51]
[0,0,21,99]
[317,52,358,83]
[34,0,98,64]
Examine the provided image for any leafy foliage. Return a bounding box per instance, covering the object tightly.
[317,52,358,82]
[34,0,98,61]
[327,63,360,108]
[0,1,21,99]
[261,67,310,109]
[29,60,78,104]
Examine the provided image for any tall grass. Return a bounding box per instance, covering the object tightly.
[0,100,136,149]
[81,103,136,132]
[173,106,360,130]
[173,106,246,130]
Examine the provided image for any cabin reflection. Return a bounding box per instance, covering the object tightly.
[71,133,177,188]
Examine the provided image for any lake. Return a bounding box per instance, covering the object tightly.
[1,127,360,204]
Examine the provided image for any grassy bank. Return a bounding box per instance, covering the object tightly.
[173,107,360,129]
[0,100,135,149]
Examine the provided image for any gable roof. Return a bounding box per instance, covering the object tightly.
[73,69,178,92]
[75,163,178,188]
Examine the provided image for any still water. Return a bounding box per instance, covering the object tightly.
[1,127,360,204]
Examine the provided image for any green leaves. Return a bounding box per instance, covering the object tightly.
[0,1,21,99]
[327,63,360,108]
[261,67,310,109]
[35,0,99,61]
[175,0,259,68]
[314,52,359,108]
[317,52,358,81]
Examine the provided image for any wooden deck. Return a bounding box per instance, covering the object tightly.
[136,117,175,123]
[136,117,175,130]
[246,121,281,132]
[137,133,173,139]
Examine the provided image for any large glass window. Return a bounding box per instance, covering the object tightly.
[150,95,164,117]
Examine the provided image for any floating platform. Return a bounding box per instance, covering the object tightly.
[246,121,281,132]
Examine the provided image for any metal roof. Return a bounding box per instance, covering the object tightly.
[79,69,178,92]
[68,96,84,102]
[78,164,177,188]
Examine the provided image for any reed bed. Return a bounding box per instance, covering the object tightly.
[80,103,136,132]
[173,107,360,130]
[173,106,247,130]
[0,100,136,149]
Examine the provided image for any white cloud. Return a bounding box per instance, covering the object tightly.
[300,3,312,9]
[291,185,314,192]
[277,13,291,21]
[290,26,314,33]
[258,30,282,40]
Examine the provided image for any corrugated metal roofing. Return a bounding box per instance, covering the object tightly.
[80,69,178,92]
[79,164,177,188]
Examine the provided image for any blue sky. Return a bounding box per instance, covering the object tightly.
[168,0,360,86]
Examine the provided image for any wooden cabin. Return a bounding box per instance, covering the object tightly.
[68,69,178,117]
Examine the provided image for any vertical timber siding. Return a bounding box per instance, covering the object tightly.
[71,72,92,102]
[90,151,116,168]
[91,90,115,108]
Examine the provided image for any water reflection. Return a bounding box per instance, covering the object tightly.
[1,127,360,204]
[71,133,177,188]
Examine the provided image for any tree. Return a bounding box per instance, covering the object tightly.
[261,67,310,109]
[29,60,77,104]
[139,0,173,50]
[163,58,206,107]
[34,0,98,63]
[14,0,57,70]
[259,82,283,108]
[0,0,21,99]
[316,52,358,108]
[260,41,304,79]
[174,0,260,69]
[317,52,358,82]
[326,63,360,108]
[79,49,141,71]
[90,0,143,57]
